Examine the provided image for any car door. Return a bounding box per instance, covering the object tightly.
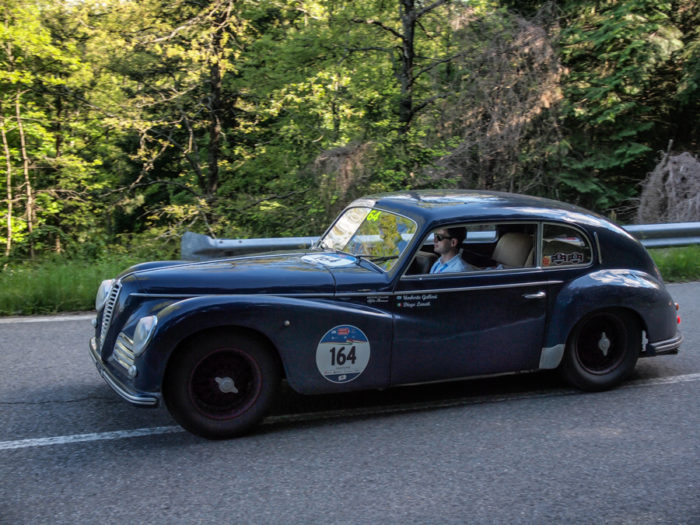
[390,222,549,385]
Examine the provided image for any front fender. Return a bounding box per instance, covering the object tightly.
[138,295,393,395]
[541,269,678,368]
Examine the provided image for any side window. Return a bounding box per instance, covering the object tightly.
[404,222,537,275]
[542,224,592,268]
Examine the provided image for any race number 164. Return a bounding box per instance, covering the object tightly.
[328,346,357,366]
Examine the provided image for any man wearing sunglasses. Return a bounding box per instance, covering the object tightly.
[430,227,472,274]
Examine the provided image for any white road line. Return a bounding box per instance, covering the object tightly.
[0,313,94,324]
[627,372,700,387]
[0,426,184,450]
[2,372,699,451]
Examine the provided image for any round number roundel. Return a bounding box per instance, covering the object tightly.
[316,325,371,384]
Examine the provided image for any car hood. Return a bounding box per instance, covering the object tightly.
[119,251,383,296]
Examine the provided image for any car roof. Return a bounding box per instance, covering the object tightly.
[351,190,610,227]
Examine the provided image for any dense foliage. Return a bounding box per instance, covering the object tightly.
[1,0,698,263]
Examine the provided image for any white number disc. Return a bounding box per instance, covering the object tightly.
[316,325,370,383]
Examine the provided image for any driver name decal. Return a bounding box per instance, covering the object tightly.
[396,293,438,308]
[316,325,371,384]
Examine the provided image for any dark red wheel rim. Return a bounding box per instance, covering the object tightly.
[188,348,262,420]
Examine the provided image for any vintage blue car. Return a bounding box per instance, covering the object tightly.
[90,190,682,438]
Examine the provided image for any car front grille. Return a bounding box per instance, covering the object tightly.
[99,280,121,351]
[113,333,135,372]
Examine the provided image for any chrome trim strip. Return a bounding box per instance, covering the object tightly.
[594,231,603,265]
[387,280,563,296]
[336,291,401,297]
[536,222,543,268]
[129,292,336,299]
[130,280,564,301]
[539,344,565,369]
[89,337,159,407]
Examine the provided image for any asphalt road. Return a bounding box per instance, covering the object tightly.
[1,283,698,525]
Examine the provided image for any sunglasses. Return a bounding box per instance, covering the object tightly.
[434,233,452,242]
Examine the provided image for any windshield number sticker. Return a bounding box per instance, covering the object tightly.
[316,325,370,383]
[366,210,381,222]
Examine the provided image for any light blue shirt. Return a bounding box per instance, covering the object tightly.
[430,253,471,274]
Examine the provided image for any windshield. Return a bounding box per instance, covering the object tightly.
[320,207,418,271]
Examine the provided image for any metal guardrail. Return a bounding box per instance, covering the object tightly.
[622,223,700,248]
[181,232,318,260]
[181,222,700,260]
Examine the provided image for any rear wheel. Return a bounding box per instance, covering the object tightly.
[163,331,280,439]
[561,310,641,392]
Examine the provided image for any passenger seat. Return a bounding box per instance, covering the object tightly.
[492,233,533,268]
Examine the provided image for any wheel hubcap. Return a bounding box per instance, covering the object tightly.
[189,349,261,419]
[214,376,239,394]
[598,332,611,357]
[576,316,626,375]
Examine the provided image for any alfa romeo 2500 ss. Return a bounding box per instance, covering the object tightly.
[90,191,682,438]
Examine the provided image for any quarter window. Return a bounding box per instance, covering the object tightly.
[541,224,592,267]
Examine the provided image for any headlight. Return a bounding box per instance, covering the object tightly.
[132,316,158,356]
[95,279,115,311]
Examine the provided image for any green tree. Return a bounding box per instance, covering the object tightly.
[557,0,685,211]
[0,0,119,259]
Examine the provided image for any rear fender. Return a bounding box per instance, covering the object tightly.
[540,269,677,369]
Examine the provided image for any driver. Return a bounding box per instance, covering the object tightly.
[430,227,472,273]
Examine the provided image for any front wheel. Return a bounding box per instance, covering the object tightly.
[163,331,280,439]
[561,310,641,392]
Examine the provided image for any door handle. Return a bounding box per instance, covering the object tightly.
[523,291,546,300]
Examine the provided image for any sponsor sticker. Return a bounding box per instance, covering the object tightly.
[301,253,356,267]
[547,252,585,266]
[316,325,371,384]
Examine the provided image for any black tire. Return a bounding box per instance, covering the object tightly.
[561,309,641,392]
[163,330,280,439]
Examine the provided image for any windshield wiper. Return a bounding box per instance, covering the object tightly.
[356,254,399,263]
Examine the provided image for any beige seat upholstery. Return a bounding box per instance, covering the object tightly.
[409,250,438,274]
[492,233,533,268]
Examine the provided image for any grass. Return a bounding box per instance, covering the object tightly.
[649,245,700,283]
[0,246,698,316]
[0,257,142,316]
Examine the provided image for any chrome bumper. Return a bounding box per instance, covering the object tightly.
[644,332,683,357]
[89,337,160,407]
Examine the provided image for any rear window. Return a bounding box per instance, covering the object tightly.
[541,224,592,267]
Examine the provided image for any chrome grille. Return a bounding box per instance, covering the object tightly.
[99,280,121,350]
[113,333,135,371]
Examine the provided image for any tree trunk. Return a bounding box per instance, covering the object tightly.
[0,104,12,257]
[395,0,451,134]
[397,0,417,134]
[206,15,224,198]
[15,91,34,259]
